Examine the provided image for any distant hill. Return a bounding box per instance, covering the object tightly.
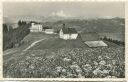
[43,17,125,42]
[3,15,75,24]
[3,16,125,42]
[43,17,125,33]
[3,16,44,24]
[3,15,124,33]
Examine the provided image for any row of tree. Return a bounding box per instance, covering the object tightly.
[3,20,31,50]
[101,36,125,45]
[18,20,28,26]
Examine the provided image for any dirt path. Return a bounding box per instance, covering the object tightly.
[4,38,47,56]
[23,38,47,51]
[3,36,56,57]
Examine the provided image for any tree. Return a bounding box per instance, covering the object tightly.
[3,24,8,32]
[22,21,27,25]
[18,20,22,26]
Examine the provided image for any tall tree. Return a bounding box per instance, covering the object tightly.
[3,24,8,32]
[18,20,22,26]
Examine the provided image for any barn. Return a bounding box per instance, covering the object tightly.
[59,26,78,40]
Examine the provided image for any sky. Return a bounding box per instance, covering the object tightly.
[3,2,125,18]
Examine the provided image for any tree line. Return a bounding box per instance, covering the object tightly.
[3,20,31,50]
[100,36,125,46]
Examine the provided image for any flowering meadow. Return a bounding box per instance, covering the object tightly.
[3,47,124,78]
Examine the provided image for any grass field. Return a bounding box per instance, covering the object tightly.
[3,33,125,78]
[30,37,88,50]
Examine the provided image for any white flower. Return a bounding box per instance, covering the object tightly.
[93,61,98,66]
[112,60,116,65]
[63,57,71,62]
[56,66,63,72]
[98,56,103,60]
[99,60,106,66]
[102,69,110,74]
[82,64,92,71]
[76,67,82,73]
[62,68,66,73]
[29,65,35,69]
[70,64,79,69]
[93,68,102,75]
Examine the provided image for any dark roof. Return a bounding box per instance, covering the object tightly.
[80,32,99,41]
[43,26,51,29]
[62,27,77,34]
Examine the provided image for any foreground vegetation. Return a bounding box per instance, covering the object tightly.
[3,46,124,78]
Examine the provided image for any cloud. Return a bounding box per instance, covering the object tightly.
[51,10,71,17]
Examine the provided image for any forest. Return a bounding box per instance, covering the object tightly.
[3,20,30,50]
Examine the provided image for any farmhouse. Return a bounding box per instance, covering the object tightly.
[29,23,43,32]
[59,24,78,40]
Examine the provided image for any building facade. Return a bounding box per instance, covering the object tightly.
[29,23,43,32]
[59,27,78,40]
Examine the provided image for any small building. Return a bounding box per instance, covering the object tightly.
[29,23,43,32]
[44,29,54,34]
[80,32,108,47]
[59,24,78,40]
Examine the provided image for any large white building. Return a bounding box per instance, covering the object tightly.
[29,23,43,32]
[59,26,78,40]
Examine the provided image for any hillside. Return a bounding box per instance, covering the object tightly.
[3,32,125,78]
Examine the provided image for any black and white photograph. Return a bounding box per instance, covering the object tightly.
[3,2,125,78]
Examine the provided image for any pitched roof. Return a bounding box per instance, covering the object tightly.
[43,26,51,29]
[62,27,77,34]
[80,32,99,41]
[84,40,108,47]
